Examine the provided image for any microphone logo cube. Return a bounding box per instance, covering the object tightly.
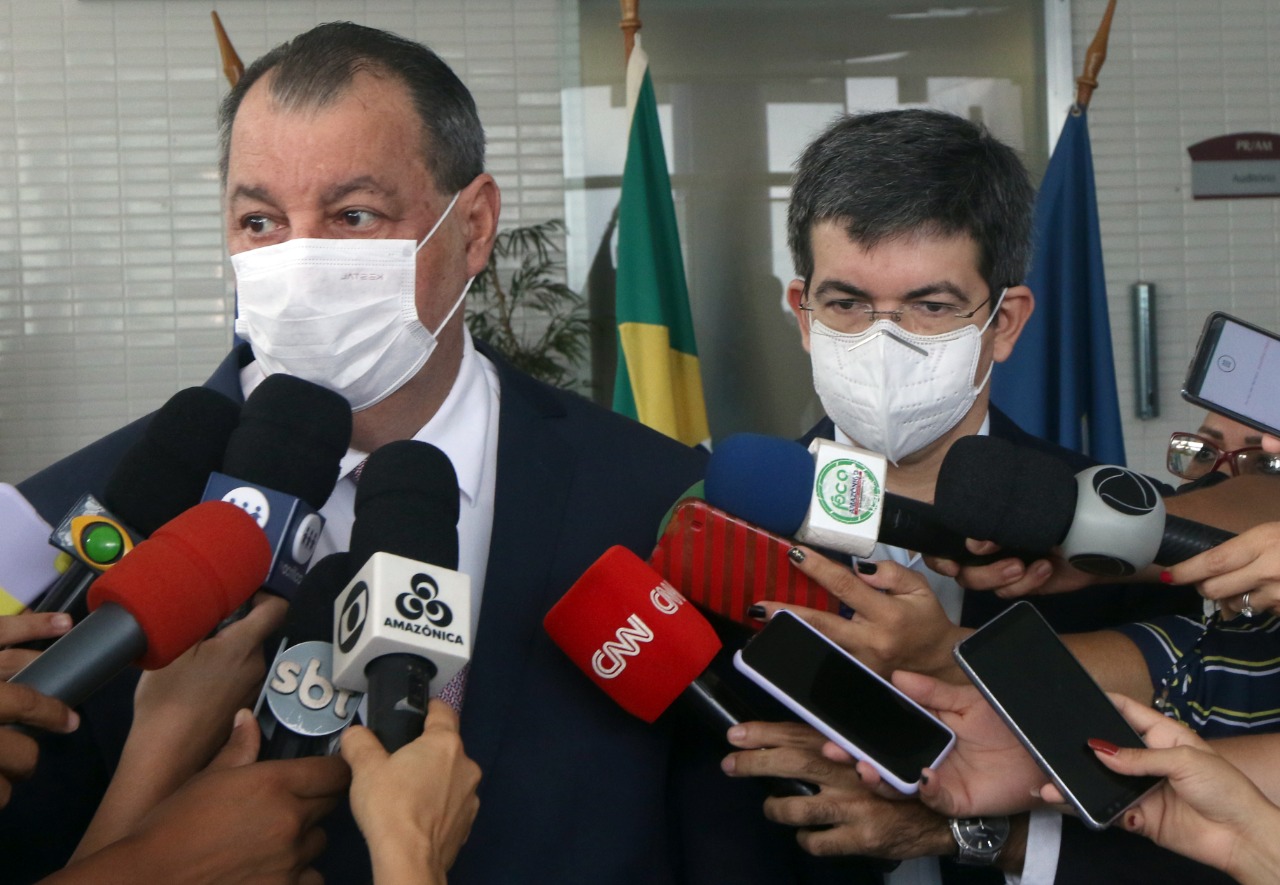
[801,439,886,557]
[202,473,325,599]
[50,493,142,572]
[331,552,471,695]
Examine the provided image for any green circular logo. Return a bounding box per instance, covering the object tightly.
[815,459,882,525]
[80,521,126,566]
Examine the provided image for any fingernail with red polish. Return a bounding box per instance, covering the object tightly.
[1159,571,1173,584]
[1087,738,1119,756]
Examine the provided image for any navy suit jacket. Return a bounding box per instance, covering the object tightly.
[802,410,1209,885]
[4,343,873,884]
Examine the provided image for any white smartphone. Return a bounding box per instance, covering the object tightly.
[733,610,955,794]
[953,602,1160,830]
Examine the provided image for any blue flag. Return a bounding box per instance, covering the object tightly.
[992,108,1126,465]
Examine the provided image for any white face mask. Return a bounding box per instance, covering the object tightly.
[808,291,1004,465]
[232,192,470,412]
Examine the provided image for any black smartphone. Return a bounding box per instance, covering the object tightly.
[953,602,1159,829]
[733,610,954,794]
[1183,311,1280,437]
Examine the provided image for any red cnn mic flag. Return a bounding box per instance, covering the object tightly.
[544,545,721,723]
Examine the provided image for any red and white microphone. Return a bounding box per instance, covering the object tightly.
[9,500,271,709]
[544,546,817,798]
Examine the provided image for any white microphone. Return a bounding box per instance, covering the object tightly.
[331,440,473,751]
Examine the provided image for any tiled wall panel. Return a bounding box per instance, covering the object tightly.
[1074,0,1280,477]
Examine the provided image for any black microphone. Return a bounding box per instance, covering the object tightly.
[934,436,1237,576]
[32,387,241,622]
[704,433,998,562]
[256,552,362,760]
[201,374,352,598]
[332,441,472,752]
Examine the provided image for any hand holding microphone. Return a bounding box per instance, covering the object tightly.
[929,436,1238,598]
[332,440,472,752]
[342,699,481,885]
[0,682,78,810]
[8,499,271,709]
[45,709,349,885]
[72,594,289,861]
[0,612,73,679]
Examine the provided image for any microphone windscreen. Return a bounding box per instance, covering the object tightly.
[103,387,241,536]
[544,546,721,723]
[280,552,351,643]
[704,434,814,537]
[351,440,460,571]
[223,374,353,510]
[934,436,1079,551]
[88,500,271,669]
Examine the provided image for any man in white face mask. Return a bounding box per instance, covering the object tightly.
[11,22,827,885]
[723,110,1204,885]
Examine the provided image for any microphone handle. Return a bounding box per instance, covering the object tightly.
[881,495,1036,566]
[1155,515,1237,566]
[9,602,146,708]
[365,653,435,752]
[682,670,901,874]
[681,670,818,798]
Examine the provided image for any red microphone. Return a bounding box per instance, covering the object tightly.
[11,500,271,707]
[545,545,720,723]
[545,546,818,798]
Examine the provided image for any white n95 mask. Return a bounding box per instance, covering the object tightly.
[808,295,1002,465]
[232,191,470,412]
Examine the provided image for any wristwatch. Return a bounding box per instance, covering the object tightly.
[949,816,1010,865]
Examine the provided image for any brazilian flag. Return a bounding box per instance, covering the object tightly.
[612,35,710,448]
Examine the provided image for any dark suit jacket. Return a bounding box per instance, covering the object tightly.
[5,343,872,884]
[802,409,1211,885]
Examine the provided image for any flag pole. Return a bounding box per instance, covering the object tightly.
[211,10,244,88]
[1074,0,1116,111]
[620,0,641,63]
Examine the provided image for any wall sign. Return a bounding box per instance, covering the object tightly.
[1188,132,1280,199]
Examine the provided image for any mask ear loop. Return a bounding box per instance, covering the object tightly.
[414,190,463,253]
[971,287,1009,392]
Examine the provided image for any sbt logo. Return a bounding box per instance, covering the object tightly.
[266,640,360,736]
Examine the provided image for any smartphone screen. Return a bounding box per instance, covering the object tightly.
[735,611,953,789]
[954,602,1159,829]
[1183,312,1280,436]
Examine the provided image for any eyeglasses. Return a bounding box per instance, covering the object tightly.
[1166,432,1280,480]
[798,289,1000,336]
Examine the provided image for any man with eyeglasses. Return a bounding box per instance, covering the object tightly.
[724,109,1205,885]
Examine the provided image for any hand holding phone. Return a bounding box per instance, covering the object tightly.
[953,602,1160,829]
[733,610,955,794]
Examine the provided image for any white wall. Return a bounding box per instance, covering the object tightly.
[0,0,568,482]
[1075,0,1280,478]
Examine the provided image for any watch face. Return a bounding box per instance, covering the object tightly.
[953,817,1009,863]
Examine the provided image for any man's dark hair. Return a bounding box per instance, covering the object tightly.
[217,21,484,192]
[787,109,1034,292]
